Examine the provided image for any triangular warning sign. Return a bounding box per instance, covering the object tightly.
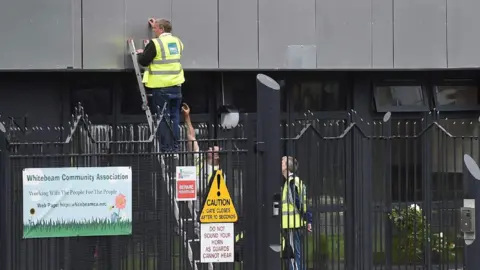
[200,170,238,223]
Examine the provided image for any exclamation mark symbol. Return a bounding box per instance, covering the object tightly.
[216,174,221,197]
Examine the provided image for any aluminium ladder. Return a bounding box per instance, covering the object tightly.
[127,39,213,270]
[127,39,154,133]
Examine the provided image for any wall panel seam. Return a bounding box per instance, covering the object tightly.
[445,0,449,68]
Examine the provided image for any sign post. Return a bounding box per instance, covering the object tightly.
[199,170,238,263]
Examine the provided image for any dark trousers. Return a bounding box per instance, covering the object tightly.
[149,86,182,152]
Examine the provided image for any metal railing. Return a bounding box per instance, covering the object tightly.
[0,105,477,270]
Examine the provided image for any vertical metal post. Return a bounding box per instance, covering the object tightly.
[0,127,11,270]
[244,113,257,269]
[256,74,281,270]
[464,162,480,268]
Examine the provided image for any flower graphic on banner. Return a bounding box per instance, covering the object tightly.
[110,194,127,223]
[116,194,126,209]
[28,208,36,226]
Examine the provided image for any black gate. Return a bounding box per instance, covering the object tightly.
[0,75,476,270]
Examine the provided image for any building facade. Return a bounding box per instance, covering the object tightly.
[1,0,480,269]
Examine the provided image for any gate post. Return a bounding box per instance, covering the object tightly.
[464,155,480,269]
[0,123,11,270]
[256,74,281,270]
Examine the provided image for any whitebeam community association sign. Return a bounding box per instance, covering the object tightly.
[22,167,132,238]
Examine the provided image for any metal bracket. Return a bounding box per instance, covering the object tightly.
[462,199,476,245]
[255,141,265,153]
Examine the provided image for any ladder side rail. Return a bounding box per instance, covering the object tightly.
[127,40,154,132]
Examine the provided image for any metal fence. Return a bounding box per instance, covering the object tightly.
[0,103,476,270]
[0,104,252,270]
[280,111,473,270]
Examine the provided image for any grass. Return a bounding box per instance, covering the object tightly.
[372,236,463,265]
[308,234,345,261]
[23,218,132,238]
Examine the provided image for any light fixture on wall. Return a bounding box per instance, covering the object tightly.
[464,154,480,181]
[218,105,239,129]
[383,111,391,123]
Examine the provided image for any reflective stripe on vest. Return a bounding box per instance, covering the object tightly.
[143,35,185,88]
[235,232,244,242]
[281,176,306,229]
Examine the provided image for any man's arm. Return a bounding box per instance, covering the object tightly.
[137,41,157,67]
[182,104,199,152]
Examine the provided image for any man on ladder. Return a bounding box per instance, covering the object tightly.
[136,18,185,154]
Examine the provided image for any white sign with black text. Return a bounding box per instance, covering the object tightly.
[200,223,234,263]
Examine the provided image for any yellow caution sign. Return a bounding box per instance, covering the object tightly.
[200,170,238,223]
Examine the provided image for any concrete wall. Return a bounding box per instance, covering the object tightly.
[0,0,479,70]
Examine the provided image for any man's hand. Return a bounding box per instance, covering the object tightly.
[148,18,156,28]
[136,49,144,54]
[182,103,190,116]
[307,223,312,233]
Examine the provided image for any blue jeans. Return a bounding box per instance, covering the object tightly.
[288,229,305,270]
[151,86,182,152]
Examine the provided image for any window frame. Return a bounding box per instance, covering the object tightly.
[373,81,430,113]
[432,80,480,112]
[287,79,347,113]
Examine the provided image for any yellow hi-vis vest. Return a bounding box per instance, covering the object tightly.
[142,34,185,88]
[235,177,307,257]
[282,176,307,229]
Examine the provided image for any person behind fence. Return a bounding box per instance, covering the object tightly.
[182,103,225,212]
[281,156,313,270]
[233,156,313,266]
[137,18,184,153]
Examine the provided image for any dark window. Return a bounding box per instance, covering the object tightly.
[120,75,143,115]
[373,85,429,112]
[71,87,113,116]
[121,72,212,115]
[181,72,211,114]
[291,81,344,112]
[224,73,257,113]
[434,85,480,110]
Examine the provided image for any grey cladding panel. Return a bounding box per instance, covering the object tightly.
[316,0,372,69]
[125,0,171,68]
[447,0,480,68]
[219,0,258,69]
[394,0,447,68]
[259,0,316,69]
[172,0,218,69]
[83,0,126,69]
[0,0,78,69]
[371,0,393,68]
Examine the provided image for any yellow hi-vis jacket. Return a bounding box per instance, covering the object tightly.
[282,175,307,229]
[142,33,185,88]
[235,176,307,256]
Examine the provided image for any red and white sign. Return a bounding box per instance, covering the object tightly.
[200,223,234,263]
[176,166,197,201]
